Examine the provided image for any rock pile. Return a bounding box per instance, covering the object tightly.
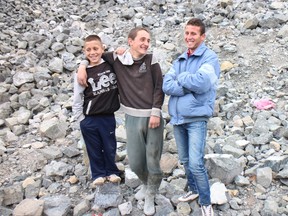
[0,0,288,215]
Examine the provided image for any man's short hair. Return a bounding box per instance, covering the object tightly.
[84,35,102,43]
[186,18,206,35]
[128,27,150,40]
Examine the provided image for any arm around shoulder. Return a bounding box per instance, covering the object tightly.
[77,61,88,87]
[72,72,85,125]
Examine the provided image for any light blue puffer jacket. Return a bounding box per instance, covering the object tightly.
[162,42,220,125]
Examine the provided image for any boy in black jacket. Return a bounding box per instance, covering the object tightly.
[72,35,121,186]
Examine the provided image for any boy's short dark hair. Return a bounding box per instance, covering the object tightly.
[186,18,206,35]
[128,27,150,40]
[84,35,102,43]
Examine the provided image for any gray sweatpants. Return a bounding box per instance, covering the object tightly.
[125,114,164,193]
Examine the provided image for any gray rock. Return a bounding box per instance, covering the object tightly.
[93,183,123,210]
[0,206,13,216]
[12,72,34,87]
[124,168,141,189]
[256,167,272,188]
[276,166,288,179]
[234,175,250,186]
[24,180,41,198]
[259,17,280,29]
[260,198,279,216]
[39,117,68,140]
[142,16,157,26]
[40,146,63,160]
[118,201,132,215]
[1,0,288,215]
[222,145,245,158]
[13,199,44,216]
[176,202,191,215]
[44,160,71,177]
[1,184,23,206]
[121,8,135,20]
[243,17,259,30]
[48,57,63,73]
[263,155,288,172]
[210,182,228,205]
[277,24,288,39]
[41,195,71,216]
[62,52,77,71]
[63,146,81,158]
[205,154,243,184]
[73,199,90,216]
[51,42,65,52]
[160,153,178,174]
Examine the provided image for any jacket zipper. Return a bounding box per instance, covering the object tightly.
[176,57,189,123]
[86,100,92,115]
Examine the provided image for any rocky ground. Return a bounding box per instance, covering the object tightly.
[0,0,288,215]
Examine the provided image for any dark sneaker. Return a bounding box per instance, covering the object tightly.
[178,191,199,202]
[201,205,214,216]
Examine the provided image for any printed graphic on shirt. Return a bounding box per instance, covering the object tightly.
[139,62,147,73]
[87,70,117,96]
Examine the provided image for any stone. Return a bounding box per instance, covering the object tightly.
[93,183,123,210]
[73,199,90,216]
[118,201,132,215]
[205,154,243,184]
[210,182,228,205]
[12,72,34,87]
[160,153,178,174]
[1,0,288,216]
[2,184,23,206]
[13,199,44,216]
[124,168,141,189]
[256,167,272,188]
[40,195,71,216]
[220,61,234,72]
[39,117,68,140]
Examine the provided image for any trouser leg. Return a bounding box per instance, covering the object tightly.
[125,114,164,187]
[80,116,105,180]
[125,115,148,184]
[174,124,199,194]
[146,116,164,194]
[125,115,164,215]
[187,121,211,206]
[98,115,120,176]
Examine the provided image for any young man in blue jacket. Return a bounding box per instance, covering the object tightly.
[162,18,220,216]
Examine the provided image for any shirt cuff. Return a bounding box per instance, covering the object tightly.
[151,108,161,117]
[80,60,89,66]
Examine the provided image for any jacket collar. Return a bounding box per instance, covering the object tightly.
[178,42,207,60]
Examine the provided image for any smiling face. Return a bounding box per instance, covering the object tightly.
[128,29,150,59]
[184,25,206,54]
[83,40,104,66]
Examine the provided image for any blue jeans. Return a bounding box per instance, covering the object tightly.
[173,121,211,206]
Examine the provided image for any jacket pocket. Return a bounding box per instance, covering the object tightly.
[177,94,200,116]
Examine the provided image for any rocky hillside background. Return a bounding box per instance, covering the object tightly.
[0,0,288,215]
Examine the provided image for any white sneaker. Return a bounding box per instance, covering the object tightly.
[107,174,121,183]
[92,177,106,185]
[178,191,199,202]
[135,184,147,200]
[201,205,214,216]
